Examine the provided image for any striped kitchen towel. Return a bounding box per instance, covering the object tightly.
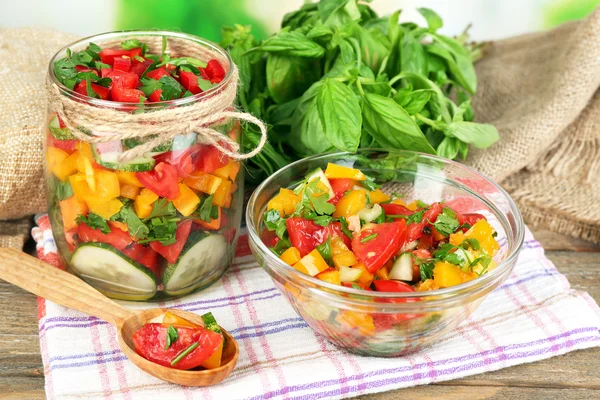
[32,214,600,400]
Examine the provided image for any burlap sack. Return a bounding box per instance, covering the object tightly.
[1,10,599,248]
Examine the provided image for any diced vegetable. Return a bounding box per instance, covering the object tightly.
[333,190,367,218]
[293,249,330,276]
[324,163,366,181]
[389,253,414,281]
[280,247,301,265]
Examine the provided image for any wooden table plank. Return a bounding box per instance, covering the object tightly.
[0,230,598,400]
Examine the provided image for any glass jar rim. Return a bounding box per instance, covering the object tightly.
[48,30,234,108]
[246,149,525,303]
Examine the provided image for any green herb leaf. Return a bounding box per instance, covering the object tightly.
[445,121,500,149]
[170,342,199,366]
[264,209,288,239]
[313,215,334,227]
[271,235,291,256]
[418,8,444,32]
[461,238,481,251]
[158,75,184,100]
[360,233,378,243]
[165,325,178,350]
[316,236,333,266]
[316,79,362,153]
[193,195,219,223]
[197,78,215,92]
[433,207,459,236]
[419,261,435,281]
[139,77,162,97]
[53,178,74,202]
[120,39,149,55]
[339,216,353,239]
[255,31,325,58]
[77,213,110,234]
[114,205,150,240]
[144,199,177,221]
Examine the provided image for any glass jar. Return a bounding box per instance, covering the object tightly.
[45,31,243,301]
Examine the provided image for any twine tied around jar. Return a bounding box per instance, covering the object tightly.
[46,49,266,164]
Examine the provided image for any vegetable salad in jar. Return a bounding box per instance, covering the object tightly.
[45,33,243,301]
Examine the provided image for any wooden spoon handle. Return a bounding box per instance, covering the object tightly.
[0,248,134,326]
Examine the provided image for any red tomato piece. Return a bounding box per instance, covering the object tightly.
[286,218,322,257]
[352,220,406,273]
[133,323,222,370]
[328,178,355,205]
[78,224,133,251]
[111,86,146,103]
[121,243,160,275]
[64,227,79,252]
[47,133,78,153]
[99,48,141,65]
[179,70,201,94]
[203,59,225,83]
[405,202,443,243]
[380,203,413,216]
[136,162,180,200]
[456,212,486,231]
[155,145,202,177]
[372,280,421,331]
[113,56,131,72]
[107,69,139,89]
[150,220,192,264]
[148,89,162,102]
[193,145,229,174]
[146,67,170,81]
[73,81,111,100]
[130,58,153,76]
[412,248,432,260]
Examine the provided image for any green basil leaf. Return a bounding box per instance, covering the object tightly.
[395,89,433,115]
[291,81,335,156]
[356,26,390,72]
[430,34,477,94]
[318,0,361,27]
[446,121,500,149]
[256,31,325,58]
[316,236,333,266]
[436,136,460,159]
[53,178,74,202]
[316,79,362,153]
[267,54,320,104]
[417,8,443,32]
[362,93,436,154]
[401,33,428,76]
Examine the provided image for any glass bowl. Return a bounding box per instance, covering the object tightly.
[45,31,243,301]
[246,149,524,357]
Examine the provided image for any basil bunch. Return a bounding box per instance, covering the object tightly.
[220,0,499,183]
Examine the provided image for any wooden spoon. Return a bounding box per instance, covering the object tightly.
[0,248,239,386]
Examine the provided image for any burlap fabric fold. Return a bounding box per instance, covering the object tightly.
[0,11,599,248]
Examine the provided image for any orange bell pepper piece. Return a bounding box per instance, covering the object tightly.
[183,171,223,194]
[69,174,93,202]
[201,341,223,370]
[134,188,159,219]
[161,311,198,328]
[324,163,366,181]
[120,183,140,200]
[331,236,358,268]
[46,147,68,179]
[280,247,301,265]
[108,221,129,232]
[336,310,375,336]
[317,268,341,285]
[85,197,123,219]
[369,189,390,204]
[93,170,120,199]
[212,161,241,181]
[116,171,143,187]
[293,249,330,276]
[172,183,201,217]
[333,190,367,218]
[194,206,221,230]
[59,195,88,231]
[267,188,301,217]
[212,179,232,208]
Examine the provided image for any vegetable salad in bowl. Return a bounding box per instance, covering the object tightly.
[45,32,243,301]
[247,150,523,356]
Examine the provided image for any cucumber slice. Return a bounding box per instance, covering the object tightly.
[92,144,156,172]
[124,137,171,153]
[304,168,334,200]
[163,232,229,296]
[71,242,158,301]
[48,115,75,140]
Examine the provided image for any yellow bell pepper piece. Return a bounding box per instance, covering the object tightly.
[331,236,358,268]
[120,184,140,200]
[280,247,301,265]
[407,200,420,211]
[267,188,301,217]
[212,179,232,208]
[354,263,374,287]
[161,311,198,328]
[333,190,367,218]
[201,341,223,370]
[336,310,375,336]
[76,154,96,192]
[369,189,390,204]
[134,188,159,219]
[324,163,366,181]
[293,249,330,276]
[85,197,123,219]
[51,150,80,182]
[450,219,500,256]
[76,142,94,161]
[212,161,241,182]
[46,147,68,178]
[183,171,223,195]
[59,195,88,231]
[433,261,468,288]
[317,269,341,285]
[93,170,120,199]
[375,265,390,280]
[417,279,439,291]
[117,171,143,187]
[172,183,201,217]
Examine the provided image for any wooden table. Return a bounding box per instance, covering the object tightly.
[1,230,599,400]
